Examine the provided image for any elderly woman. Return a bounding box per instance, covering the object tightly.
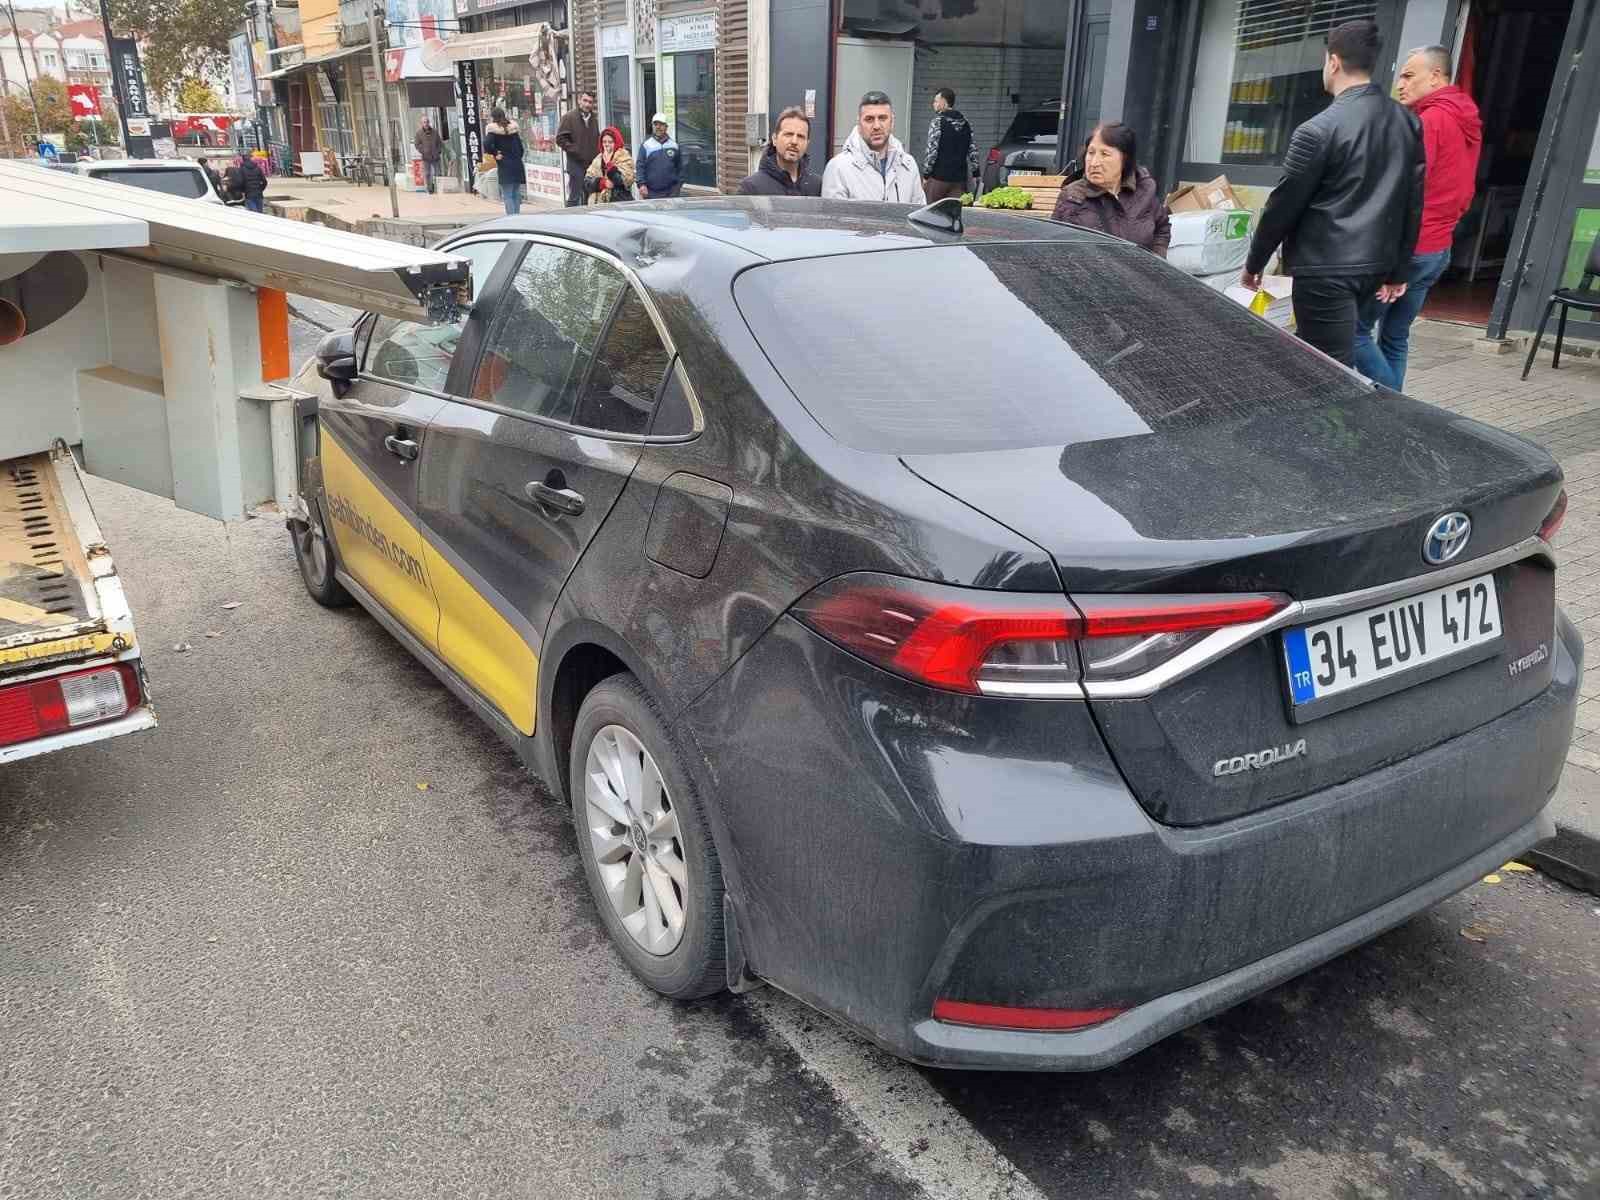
[584,126,636,204]
[1051,122,1171,257]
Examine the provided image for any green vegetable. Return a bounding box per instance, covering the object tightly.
[979,186,1033,210]
[959,192,974,206]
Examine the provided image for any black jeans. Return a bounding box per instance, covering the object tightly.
[565,159,586,207]
[1289,273,1384,366]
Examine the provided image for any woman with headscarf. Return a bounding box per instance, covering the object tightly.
[584,126,636,204]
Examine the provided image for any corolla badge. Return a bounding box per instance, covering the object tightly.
[1423,512,1471,565]
[1213,739,1307,778]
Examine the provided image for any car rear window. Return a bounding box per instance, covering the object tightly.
[733,242,1370,454]
[1005,112,1058,141]
[90,167,208,198]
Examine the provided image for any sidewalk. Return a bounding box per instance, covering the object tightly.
[1407,318,1600,893]
[263,176,560,244]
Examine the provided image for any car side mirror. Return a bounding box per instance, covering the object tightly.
[316,327,358,395]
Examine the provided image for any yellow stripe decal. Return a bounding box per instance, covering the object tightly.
[422,542,538,735]
[0,630,121,668]
[320,429,537,736]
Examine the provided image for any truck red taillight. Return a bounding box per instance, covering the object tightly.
[792,574,1289,697]
[0,662,141,748]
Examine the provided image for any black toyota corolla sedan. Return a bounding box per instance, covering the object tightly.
[288,198,1577,1070]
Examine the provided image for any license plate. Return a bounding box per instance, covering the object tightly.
[1283,573,1501,711]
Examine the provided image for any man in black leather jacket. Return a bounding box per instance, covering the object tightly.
[1242,19,1424,366]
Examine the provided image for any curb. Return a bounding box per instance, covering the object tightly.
[1528,825,1600,896]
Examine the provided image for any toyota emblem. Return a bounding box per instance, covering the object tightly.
[1423,512,1472,565]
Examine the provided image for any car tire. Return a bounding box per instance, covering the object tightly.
[570,674,726,1000]
[289,497,350,608]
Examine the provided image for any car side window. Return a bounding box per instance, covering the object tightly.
[470,243,626,422]
[572,290,672,436]
[365,240,507,393]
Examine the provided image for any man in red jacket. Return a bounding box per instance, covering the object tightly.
[1354,45,1482,389]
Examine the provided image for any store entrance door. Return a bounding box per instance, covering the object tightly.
[1494,0,1600,340]
[1422,0,1576,325]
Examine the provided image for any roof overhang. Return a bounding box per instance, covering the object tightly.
[443,22,563,62]
[0,161,469,322]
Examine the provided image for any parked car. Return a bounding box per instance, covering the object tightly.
[982,101,1061,191]
[289,197,1577,1071]
[70,158,224,203]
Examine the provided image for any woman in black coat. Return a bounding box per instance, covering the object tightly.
[482,107,527,215]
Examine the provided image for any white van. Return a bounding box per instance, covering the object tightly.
[72,158,225,203]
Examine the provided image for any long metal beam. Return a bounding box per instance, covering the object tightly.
[0,160,469,322]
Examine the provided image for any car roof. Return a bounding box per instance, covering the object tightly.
[466,196,1107,265]
[80,159,204,171]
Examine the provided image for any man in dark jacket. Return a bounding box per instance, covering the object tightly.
[1353,44,1483,390]
[921,87,976,202]
[737,107,823,197]
[413,114,443,194]
[556,91,599,208]
[237,153,268,213]
[1242,19,1425,365]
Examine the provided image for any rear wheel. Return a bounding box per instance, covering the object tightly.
[570,675,726,999]
[289,497,350,608]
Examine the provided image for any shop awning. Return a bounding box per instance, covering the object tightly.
[0,161,469,322]
[303,43,372,66]
[442,23,560,63]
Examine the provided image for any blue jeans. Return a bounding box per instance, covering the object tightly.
[1353,248,1451,390]
[502,182,524,215]
[244,194,265,213]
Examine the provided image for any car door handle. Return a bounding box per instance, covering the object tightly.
[383,434,419,461]
[524,480,586,516]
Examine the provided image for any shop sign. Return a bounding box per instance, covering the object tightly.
[362,64,378,89]
[456,59,483,170]
[385,0,456,79]
[600,24,632,57]
[229,34,255,108]
[109,37,149,118]
[659,12,715,54]
[316,68,337,104]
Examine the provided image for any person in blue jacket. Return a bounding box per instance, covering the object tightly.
[636,113,683,199]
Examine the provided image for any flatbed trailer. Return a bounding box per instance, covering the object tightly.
[0,161,469,763]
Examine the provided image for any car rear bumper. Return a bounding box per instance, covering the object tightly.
[678,610,1580,1071]
[906,808,1552,1070]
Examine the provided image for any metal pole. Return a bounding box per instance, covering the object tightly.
[367,1,399,218]
[0,65,13,153]
[2,1,44,145]
[95,0,134,150]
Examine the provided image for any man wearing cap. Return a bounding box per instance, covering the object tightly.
[636,114,683,199]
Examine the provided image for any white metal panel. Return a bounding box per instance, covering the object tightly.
[1,188,148,254]
[0,160,469,321]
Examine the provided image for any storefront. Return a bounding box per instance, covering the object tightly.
[575,0,741,191]
[444,19,570,201]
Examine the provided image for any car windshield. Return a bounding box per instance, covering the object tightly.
[1006,111,1059,141]
[90,167,208,198]
[734,242,1370,454]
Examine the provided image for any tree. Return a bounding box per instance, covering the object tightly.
[176,77,223,112]
[101,0,236,103]
[2,77,120,156]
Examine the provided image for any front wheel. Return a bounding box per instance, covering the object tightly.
[289,498,350,608]
[570,675,726,999]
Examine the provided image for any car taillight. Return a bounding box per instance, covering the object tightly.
[791,574,1290,697]
[1540,489,1567,543]
[987,148,1002,164]
[932,998,1126,1031]
[0,662,141,748]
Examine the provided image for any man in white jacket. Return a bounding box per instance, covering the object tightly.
[822,91,927,204]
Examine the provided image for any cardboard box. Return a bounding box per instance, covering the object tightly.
[1223,274,1294,329]
[1166,173,1243,213]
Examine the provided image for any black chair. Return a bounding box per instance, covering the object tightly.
[1522,237,1600,379]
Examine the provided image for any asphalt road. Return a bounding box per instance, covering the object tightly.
[2,453,1597,1198]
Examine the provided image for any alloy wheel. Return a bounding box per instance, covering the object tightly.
[294,518,329,587]
[584,724,688,955]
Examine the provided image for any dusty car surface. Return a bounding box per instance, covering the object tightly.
[287,197,1578,1070]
